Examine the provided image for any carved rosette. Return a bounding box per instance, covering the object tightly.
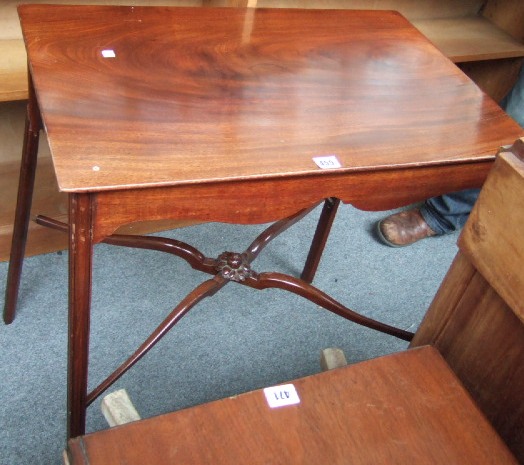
[216,252,254,282]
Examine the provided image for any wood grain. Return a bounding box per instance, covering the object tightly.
[14,5,524,439]
[411,256,524,461]
[411,144,524,461]
[459,148,524,322]
[91,160,493,241]
[66,347,518,465]
[19,5,522,193]
[4,2,523,259]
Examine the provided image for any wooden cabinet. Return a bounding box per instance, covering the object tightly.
[1,0,523,260]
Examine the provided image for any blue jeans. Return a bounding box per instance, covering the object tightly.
[420,188,480,235]
[420,64,524,235]
[501,64,524,127]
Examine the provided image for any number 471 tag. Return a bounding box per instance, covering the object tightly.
[263,384,301,408]
[313,155,342,169]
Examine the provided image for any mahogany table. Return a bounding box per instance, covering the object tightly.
[5,5,523,439]
[66,347,519,465]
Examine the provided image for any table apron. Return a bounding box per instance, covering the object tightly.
[89,160,493,243]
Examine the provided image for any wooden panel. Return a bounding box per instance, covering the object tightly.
[0,218,68,262]
[0,154,67,261]
[413,16,524,62]
[0,1,30,40]
[0,0,521,100]
[203,0,257,6]
[410,252,477,346]
[0,101,29,163]
[66,347,518,465]
[10,12,523,102]
[0,0,203,100]
[0,40,27,102]
[256,0,484,21]
[459,57,523,101]
[411,265,524,461]
[92,161,494,242]
[411,142,524,461]
[459,146,524,322]
[1,1,519,102]
[0,103,69,260]
[482,0,524,42]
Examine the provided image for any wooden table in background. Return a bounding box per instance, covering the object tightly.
[5,5,523,439]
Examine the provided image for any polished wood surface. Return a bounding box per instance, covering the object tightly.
[92,160,494,239]
[66,347,518,465]
[2,1,523,261]
[19,5,522,194]
[411,142,524,462]
[12,5,524,440]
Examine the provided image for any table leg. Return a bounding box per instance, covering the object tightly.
[301,198,340,283]
[3,75,42,324]
[67,193,95,439]
[37,194,411,438]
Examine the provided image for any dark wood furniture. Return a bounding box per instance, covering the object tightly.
[66,139,524,465]
[5,5,522,440]
[411,139,524,462]
[2,0,524,261]
[65,346,518,465]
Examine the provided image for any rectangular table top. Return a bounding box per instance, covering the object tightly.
[19,5,522,193]
[66,346,518,464]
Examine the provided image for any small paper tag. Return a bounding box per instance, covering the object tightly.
[263,384,300,408]
[101,49,116,58]
[313,155,342,169]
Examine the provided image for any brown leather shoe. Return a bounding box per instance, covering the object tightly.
[377,208,436,247]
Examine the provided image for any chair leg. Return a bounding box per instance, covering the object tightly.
[300,198,340,283]
[3,82,42,324]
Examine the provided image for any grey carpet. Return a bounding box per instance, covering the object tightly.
[0,203,459,464]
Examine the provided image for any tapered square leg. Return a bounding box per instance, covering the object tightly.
[301,198,340,283]
[3,74,42,324]
[67,193,94,439]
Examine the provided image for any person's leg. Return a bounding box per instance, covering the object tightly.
[377,189,479,247]
[376,207,436,247]
[500,64,524,127]
[420,188,480,235]
[418,65,523,238]
[376,64,523,247]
